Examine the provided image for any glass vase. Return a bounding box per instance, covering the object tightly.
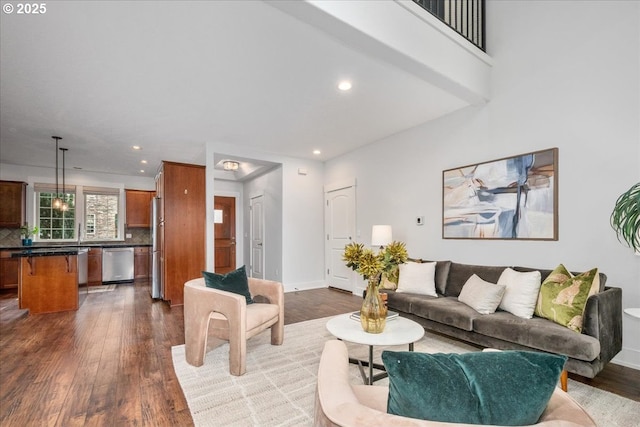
[360,278,387,333]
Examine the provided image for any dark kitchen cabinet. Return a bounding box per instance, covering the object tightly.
[0,181,27,228]
[134,246,150,280]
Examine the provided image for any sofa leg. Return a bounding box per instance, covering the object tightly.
[560,369,568,392]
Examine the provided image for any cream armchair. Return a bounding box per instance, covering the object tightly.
[314,340,596,427]
[183,277,284,375]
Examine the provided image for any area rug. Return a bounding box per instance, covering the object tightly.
[87,284,117,293]
[172,315,640,427]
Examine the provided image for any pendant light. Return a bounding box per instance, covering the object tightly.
[59,147,69,212]
[52,136,62,209]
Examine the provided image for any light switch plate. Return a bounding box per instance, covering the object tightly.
[416,216,424,226]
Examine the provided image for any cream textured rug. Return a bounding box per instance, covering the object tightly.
[172,316,640,427]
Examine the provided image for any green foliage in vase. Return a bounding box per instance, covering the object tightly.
[20,224,39,238]
[343,240,408,285]
[611,182,640,252]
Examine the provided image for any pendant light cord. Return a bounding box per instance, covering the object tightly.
[52,136,61,197]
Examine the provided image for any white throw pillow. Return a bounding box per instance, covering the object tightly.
[458,274,506,314]
[396,261,437,297]
[497,268,542,319]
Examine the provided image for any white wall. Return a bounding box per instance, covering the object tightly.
[243,167,283,282]
[0,163,156,190]
[206,142,325,292]
[325,0,640,369]
[0,163,156,238]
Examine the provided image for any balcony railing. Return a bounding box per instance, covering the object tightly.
[413,0,485,51]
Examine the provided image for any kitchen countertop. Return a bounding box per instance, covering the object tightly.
[1,243,151,251]
[11,248,84,257]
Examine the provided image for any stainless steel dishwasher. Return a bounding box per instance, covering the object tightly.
[102,247,134,283]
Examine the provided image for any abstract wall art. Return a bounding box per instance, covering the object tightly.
[443,148,558,240]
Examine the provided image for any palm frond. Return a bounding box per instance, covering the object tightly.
[611,182,640,252]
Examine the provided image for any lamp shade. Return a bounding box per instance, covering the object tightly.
[371,225,392,247]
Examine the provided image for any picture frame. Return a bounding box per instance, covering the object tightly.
[443,148,558,240]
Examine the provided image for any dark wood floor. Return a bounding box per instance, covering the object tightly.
[0,283,638,427]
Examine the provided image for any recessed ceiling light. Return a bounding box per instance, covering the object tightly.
[313,150,321,155]
[338,81,352,91]
[139,169,145,173]
[132,145,142,150]
[140,160,147,164]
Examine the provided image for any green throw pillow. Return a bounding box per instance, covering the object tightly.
[202,265,253,304]
[534,264,599,332]
[382,350,566,426]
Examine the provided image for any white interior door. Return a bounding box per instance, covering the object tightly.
[324,185,356,292]
[250,194,264,279]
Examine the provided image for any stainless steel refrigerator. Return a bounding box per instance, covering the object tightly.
[150,197,163,299]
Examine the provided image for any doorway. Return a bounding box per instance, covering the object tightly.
[250,194,264,279]
[324,184,356,292]
[214,196,236,274]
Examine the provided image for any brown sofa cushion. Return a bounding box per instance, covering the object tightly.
[445,263,511,297]
[472,312,601,361]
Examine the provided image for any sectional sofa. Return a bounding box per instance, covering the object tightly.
[382,261,623,378]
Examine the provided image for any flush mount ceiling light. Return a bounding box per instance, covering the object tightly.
[338,81,352,91]
[313,150,321,155]
[223,160,239,171]
[132,145,142,150]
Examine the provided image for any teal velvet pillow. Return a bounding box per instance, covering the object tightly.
[202,265,253,304]
[382,350,566,426]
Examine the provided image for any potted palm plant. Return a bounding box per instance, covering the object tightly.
[611,182,640,253]
[20,224,38,246]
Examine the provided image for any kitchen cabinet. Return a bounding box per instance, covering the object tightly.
[125,190,155,228]
[134,246,150,280]
[18,252,79,314]
[157,161,205,306]
[0,181,27,228]
[87,247,102,285]
[0,250,20,289]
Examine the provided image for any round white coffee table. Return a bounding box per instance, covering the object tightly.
[326,312,425,384]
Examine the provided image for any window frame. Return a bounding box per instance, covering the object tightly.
[32,183,126,243]
[34,184,77,242]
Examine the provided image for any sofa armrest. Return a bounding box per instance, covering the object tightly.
[582,286,622,364]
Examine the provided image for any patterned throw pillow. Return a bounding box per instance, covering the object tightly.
[534,264,599,332]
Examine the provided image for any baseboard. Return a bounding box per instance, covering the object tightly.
[611,347,640,371]
[283,280,325,293]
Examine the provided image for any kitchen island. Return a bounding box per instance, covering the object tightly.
[12,248,86,315]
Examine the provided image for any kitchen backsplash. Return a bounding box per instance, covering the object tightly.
[0,227,151,246]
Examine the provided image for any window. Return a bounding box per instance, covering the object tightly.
[83,187,120,241]
[86,214,96,235]
[36,185,76,241]
[34,184,123,242]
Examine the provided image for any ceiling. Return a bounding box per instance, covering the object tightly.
[0,1,468,179]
